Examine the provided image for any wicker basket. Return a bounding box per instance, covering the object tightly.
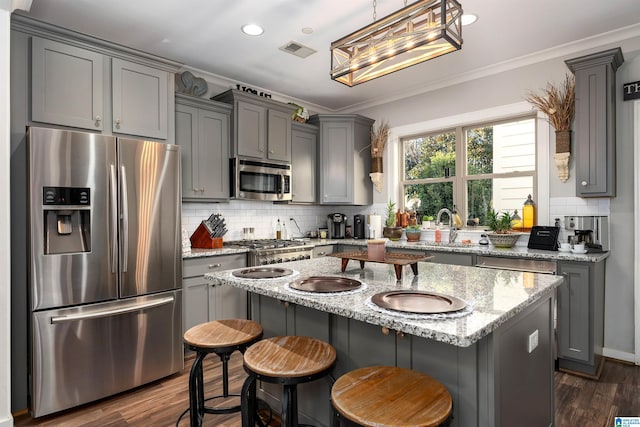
[293,115,307,123]
[486,233,521,248]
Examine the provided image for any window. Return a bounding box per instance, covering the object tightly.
[401,116,536,227]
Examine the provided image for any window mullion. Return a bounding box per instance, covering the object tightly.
[455,126,466,223]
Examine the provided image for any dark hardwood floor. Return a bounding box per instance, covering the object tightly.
[13,354,640,427]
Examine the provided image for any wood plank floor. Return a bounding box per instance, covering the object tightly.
[13,354,640,427]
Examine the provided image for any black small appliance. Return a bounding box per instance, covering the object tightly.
[353,214,366,239]
[327,213,347,239]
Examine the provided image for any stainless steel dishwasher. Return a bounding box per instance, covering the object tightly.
[475,255,557,274]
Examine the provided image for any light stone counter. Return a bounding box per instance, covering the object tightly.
[206,257,562,347]
[182,247,249,259]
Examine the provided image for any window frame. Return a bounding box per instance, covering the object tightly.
[388,102,550,229]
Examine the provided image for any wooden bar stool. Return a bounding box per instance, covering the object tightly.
[331,366,452,427]
[241,336,336,427]
[180,319,263,427]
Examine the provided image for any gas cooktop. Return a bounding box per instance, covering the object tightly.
[224,239,309,250]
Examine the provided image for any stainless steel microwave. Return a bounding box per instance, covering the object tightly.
[231,157,292,201]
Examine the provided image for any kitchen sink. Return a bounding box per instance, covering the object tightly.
[288,276,363,293]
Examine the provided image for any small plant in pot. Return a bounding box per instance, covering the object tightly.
[405,225,421,242]
[486,208,521,248]
[382,200,403,241]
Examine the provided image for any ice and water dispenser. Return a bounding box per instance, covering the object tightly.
[43,186,91,254]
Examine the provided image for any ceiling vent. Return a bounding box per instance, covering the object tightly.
[279,41,317,58]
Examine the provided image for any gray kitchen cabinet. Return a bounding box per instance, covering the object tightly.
[29,33,177,140]
[212,89,294,162]
[111,58,168,139]
[175,93,232,200]
[566,48,624,197]
[182,254,247,333]
[557,260,605,377]
[308,114,374,205]
[291,122,318,203]
[31,37,104,131]
[313,245,334,258]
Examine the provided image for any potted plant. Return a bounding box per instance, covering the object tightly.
[405,225,421,242]
[382,200,403,241]
[485,208,521,248]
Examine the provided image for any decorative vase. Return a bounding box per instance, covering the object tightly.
[383,226,403,241]
[555,130,571,154]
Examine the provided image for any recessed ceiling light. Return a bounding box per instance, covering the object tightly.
[301,27,314,35]
[461,14,478,26]
[241,24,264,36]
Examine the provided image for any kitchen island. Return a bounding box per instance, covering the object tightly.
[207,257,563,427]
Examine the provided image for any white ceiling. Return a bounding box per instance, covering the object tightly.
[24,0,640,112]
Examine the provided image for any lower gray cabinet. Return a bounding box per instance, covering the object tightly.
[182,254,247,333]
[557,261,605,377]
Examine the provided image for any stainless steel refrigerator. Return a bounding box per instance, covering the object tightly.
[28,127,183,417]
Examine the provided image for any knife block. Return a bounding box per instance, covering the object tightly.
[190,222,223,249]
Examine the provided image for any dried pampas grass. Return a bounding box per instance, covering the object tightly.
[526,74,575,131]
[370,121,389,158]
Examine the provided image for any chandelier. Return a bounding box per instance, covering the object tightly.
[330,0,463,87]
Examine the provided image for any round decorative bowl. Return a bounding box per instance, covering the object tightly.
[486,233,521,248]
[405,230,421,242]
[383,227,403,241]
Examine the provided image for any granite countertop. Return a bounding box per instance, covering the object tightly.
[184,238,609,263]
[206,257,563,347]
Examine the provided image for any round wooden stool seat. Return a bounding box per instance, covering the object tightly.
[331,366,452,427]
[242,336,336,427]
[183,318,263,352]
[179,319,263,427]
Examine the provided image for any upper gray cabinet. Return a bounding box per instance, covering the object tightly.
[212,89,293,162]
[175,93,232,201]
[32,37,104,131]
[291,122,318,203]
[23,15,180,140]
[566,48,624,197]
[111,58,168,139]
[308,114,374,205]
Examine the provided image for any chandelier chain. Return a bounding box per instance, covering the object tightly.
[373,0,376,21]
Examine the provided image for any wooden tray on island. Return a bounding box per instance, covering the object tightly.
[327,251,433,280]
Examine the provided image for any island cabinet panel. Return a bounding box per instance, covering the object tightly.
[557,260,605,377]
[308,114,374,205]
[291,122,318,203]
[182,254,247,334]
[566,48,624,197]
[212,89,294,162]
[31,37,104,131]
[175,94,231,201]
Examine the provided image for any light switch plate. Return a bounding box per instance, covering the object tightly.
[528,329,539,353]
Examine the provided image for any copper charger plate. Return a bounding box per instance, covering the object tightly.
[232,267,294,279]
[289,276,363,293]
[371,290,466,314]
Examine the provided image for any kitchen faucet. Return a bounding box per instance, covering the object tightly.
[436,208,458,243]
[289,217,304,239]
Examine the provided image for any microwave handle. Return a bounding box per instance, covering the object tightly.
[280,172,285,199]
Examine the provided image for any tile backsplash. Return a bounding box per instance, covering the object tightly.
[183,197,610,244]
[182,201,389,240]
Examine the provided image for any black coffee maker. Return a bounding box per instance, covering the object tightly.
[327,213,347,239]
[353,214,366,239]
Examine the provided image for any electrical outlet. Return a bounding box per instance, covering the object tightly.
[527,329,539,353]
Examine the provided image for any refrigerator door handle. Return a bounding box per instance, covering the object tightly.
[120,165,129,272]
[109,164,118,273]
[50,296,175,324]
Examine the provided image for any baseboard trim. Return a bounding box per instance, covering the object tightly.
[602,347,635,364]
[0,414,14,427]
